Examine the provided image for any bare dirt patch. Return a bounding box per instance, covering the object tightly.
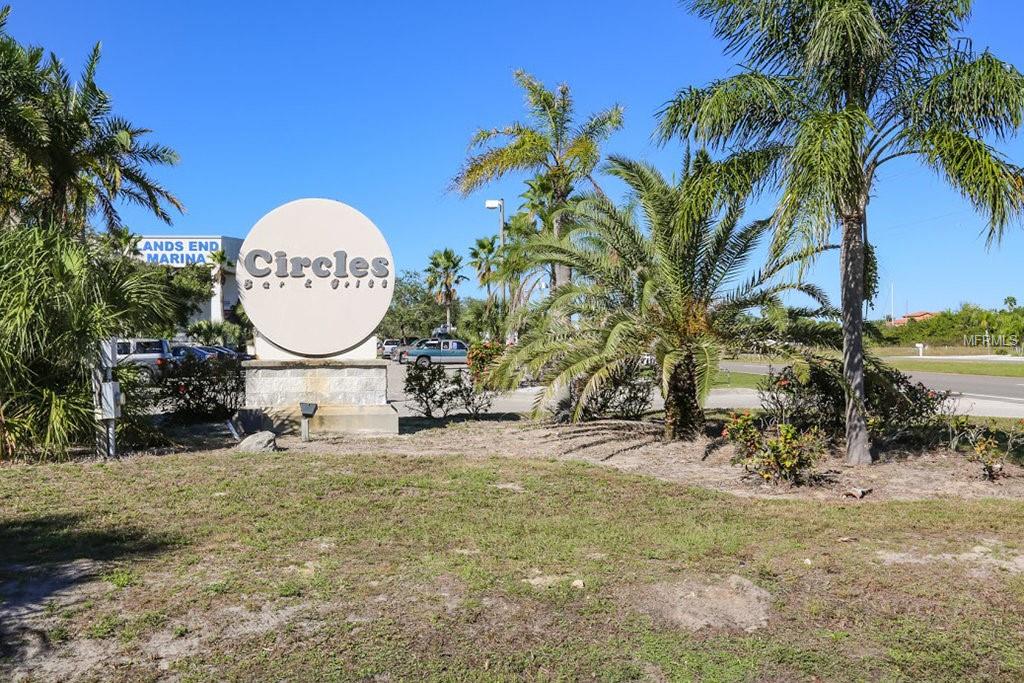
[264,420,1024,502]
[877,539,1024,577]
[624,574,771,633]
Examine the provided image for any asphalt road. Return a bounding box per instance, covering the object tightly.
[720,361,1024,418]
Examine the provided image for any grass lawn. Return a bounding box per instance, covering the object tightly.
[889,359,1024,378]
[713,370,763,390]
[3,449,1024,681]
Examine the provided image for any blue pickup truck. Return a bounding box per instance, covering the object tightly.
[405,338,469,367]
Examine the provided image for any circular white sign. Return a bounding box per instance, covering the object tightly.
[237,198,394,357]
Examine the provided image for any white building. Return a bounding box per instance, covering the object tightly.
[138,235,243,324]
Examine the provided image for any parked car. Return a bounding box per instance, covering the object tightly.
[406,338,469,367]
[393,338,424,362]
[380,338,401,358]
[197,345,234,361]
[170,345,215,364]
[116,338,173,381]
[397,338,432,363]
[209,345,240,358]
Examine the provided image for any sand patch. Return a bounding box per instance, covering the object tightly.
[625,574,771,632]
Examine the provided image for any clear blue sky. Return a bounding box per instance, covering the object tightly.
[10,1,1024,314]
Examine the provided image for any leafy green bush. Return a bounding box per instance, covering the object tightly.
[759,358,954,450]
[404,364,458,418]
[404,365,495,419]
[948,417,1024,481]
[157,356,244,420]
[726,412,825,485]
[450,369,494,418]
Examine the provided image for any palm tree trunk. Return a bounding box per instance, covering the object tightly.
[662,354,704,441]
[840,213,872,465]
[552,212,570,289]
[446,300,451,330]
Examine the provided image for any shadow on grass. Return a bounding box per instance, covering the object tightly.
[0,513,180,662]
[399,413,524,435]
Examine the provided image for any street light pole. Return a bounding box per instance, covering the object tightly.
[485,199,506,306]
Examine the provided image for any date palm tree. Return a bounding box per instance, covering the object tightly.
[452,70,623,289]
[490,152,832,440]
[468,235,498,300]
[658,0,1024,462]
[425,248,468,331]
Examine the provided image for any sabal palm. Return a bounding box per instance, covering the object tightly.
[492,153,829,440]
[659,0,1024,462]
[425,248,468,329]
[467,236,499,299]
[452,70,623,289]
[33,44,182,234]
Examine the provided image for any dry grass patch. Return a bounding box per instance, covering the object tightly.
[1,435,1024,680]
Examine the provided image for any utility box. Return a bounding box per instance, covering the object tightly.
[98,381,122,419]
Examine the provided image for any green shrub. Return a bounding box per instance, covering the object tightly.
[404,365,495,419]
[157,356,244,420]
[726,412,825,485]
[450,369,494,418]
[404,364,458,418]
[948,417,1024,481]
[759,358,954,450]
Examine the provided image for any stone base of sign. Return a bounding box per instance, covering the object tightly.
[241,359,398,435]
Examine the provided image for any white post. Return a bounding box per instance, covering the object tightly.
[93,339,119,459]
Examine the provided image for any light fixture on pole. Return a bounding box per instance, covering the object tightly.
[485,199,505,305]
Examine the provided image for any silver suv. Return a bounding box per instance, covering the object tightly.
[117,338,173,381]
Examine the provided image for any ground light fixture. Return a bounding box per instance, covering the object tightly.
[299,402,318,442]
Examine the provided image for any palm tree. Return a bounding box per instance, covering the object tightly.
[491,153,831,440]
[0,8,46,224]
[32,44,182,236]
[0,222,181,458]
[659,1,1024,463]
[467,236,499,300]
[208,249,233,286]
[452,70,623,289]
[425,248,468,330]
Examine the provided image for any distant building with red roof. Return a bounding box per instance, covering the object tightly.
[887,311,937,327]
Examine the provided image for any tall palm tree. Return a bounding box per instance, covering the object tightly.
[467,236,498,300]
[33,44,182,236]
[452,70,623,289]
[0,7,46,224]
[208,248,233,286]
[491,152,831,440]
[658,1,1024,463]
[425,248,468,330]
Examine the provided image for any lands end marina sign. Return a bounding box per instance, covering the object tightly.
[237,198,394,357]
